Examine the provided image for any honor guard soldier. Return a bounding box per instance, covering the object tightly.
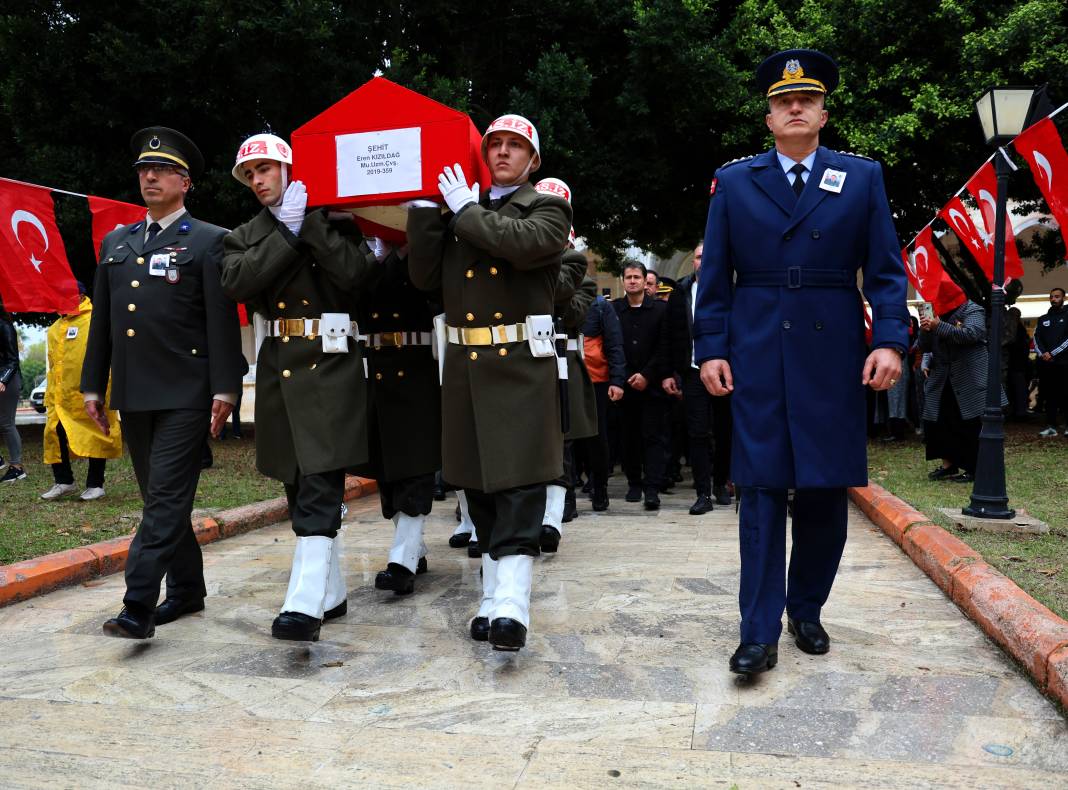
[694,50,907,675]
[356,240,442,596]
[82,127,247,639]
[221,134,377,642]
[407,114,572,651]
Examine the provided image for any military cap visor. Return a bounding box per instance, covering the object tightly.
[756,49,839,98]
[130,126,204,177]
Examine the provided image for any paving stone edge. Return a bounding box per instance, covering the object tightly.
[0,475,378,608]
[850,482,1068,712]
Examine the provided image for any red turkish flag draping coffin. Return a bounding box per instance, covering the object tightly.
[291,77,491,244]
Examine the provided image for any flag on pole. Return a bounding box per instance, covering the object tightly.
[963,160,1024,279]
[88,196,145,260]
[0,180,78,312]
[938,196,996,281]
[1014,116,1068,259]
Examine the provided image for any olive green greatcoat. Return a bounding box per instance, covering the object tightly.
[407,184,572,493]
[220,208,376,484]
[558,268,599,441]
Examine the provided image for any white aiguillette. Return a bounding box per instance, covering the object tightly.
[819,168,846,193]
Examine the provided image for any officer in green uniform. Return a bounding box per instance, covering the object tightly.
[407,114,572,651]
[220,134,377,642]
[82,127,246,639]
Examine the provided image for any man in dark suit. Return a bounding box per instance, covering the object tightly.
[694,50,908,675]
[612,261,670,511]
[82,127,247,639]
[663,243,732,515]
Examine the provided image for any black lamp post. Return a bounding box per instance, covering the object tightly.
[963,86,1045,519]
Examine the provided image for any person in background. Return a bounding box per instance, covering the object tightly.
[1035,287,1068,437]
[0,301,25,483]
[578,293,625,510]
[645,270,659,299]
[41,283,122,500]
[1004,307,1031,421]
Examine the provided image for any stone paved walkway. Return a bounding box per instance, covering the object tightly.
[0,482,1065,788]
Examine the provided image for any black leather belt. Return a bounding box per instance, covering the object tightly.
[736,267,855,289]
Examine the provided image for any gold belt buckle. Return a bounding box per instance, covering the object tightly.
[462,327,492,346]
[381,331,404,347]
[279,318,302,338]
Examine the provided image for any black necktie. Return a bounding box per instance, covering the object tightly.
[146,221,162,241]
[789,163,807,198]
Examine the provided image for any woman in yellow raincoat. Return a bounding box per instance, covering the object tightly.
[41,288,122,500]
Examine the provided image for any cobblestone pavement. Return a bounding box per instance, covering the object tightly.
[0,481,1065,788]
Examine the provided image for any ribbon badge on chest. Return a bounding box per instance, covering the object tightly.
[819,168,846,193]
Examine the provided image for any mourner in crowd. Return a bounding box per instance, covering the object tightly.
[0,302,26,483]
[83,127,247,639]
[693,50,908,676]
[1035,287,1068,437]
[221,133,377,642]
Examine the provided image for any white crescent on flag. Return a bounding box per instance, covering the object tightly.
[978,188,996,220]
[905,252,918,280]
[1034,150,1053,192]
[10,209,49,273]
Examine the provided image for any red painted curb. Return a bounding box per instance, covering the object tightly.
[0,475,377,607]
[850,483,1068,712]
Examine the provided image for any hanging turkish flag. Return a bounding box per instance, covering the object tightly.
[1014,117,1068,258]
[0,180,78,312]
[88,196,145,260]
[938,196,995,280]
[905,225,946,303]
[964,161,1024,279]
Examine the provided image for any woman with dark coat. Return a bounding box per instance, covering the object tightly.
[0,303,26,483]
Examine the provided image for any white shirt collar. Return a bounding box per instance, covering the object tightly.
[776,149,817,176]
[145,206,187,233]
[489,184,521,200]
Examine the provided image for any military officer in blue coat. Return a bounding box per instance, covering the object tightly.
[694,50,908,675]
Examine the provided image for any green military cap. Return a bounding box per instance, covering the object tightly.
[130,126,204,178]
[756,49,840,98]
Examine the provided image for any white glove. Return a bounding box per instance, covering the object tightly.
[437,164,479,214]
[401,199,438,209]
[367,237,391,263]
[277,181,307,236]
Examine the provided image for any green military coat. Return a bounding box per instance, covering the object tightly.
[558,265,599,441]
[220,208,376,484]
[407,183,572,493]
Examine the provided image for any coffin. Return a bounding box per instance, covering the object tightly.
[291,77,490,243]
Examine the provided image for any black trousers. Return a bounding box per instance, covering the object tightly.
[682,369,732,494]
[121,409,209,612]
[552,440,574,488]
[51,421,106,488]
[1041,363,1068,427]
[576,382,611,491]
[924,384,981,474]
[621,390,667,493]
[465,484,547,559]
[284,469,346,538]
[378,472,435,520]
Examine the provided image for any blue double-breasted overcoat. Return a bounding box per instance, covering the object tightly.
[693,146,909,489]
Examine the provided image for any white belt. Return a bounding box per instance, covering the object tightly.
[265,318,363,340]
[566,334,585,358]
[566,339,580,352]
[446,323,528,346]
[368,331,433,348]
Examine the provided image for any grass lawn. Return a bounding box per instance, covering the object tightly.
[867,422,1068,621]
[0,422,279,565]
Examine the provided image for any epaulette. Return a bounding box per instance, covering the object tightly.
[720,154,757,169]
[835,150,873,161]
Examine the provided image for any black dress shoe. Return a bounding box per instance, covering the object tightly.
[324,600,348,620]
[580,478,592,494]
[644,491,660,511]
[154,596,205,625]
[467,541,482,558]
[470,616,490,641]
[417,556,428,574]
[591,488,609,511]
[102,606,155,639]
[951,472,975,483]
[787,618,830,655]
[449,532,472,548]
[689,495,714,515]
[729,642,778,675]
[625,485,642,503]
[540,525,561,553]
[713,485,731,506]
[490,617,527,651]
[375,562,417,595]
[562,489,578,523]
[272,611,321,641]
[928,465,959,480]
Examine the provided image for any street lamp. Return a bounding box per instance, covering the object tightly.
[964,85,1046,519]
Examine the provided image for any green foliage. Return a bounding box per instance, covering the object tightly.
[1,0,1066,275]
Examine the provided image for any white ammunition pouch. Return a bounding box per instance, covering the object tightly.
[321,312,355,354]
[525,314,556,358]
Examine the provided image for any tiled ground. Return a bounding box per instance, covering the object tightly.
[0,481,1064,788]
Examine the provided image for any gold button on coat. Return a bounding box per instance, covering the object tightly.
[127,304,136,312]
[493,312,503,320]
[375,372,383,380]
[191,348,197,355]
[282,369,292,378]
[310,363,317,370]
[277,301,286,309]
[131,280,140,288]
[126,328,135,337]
[397,370,405,377]
[372,312,379,319]
[392,312,399,318]
[136,257,145,265]
[466,312,475,321]
[282,336,290,343]
[498,348,508,357]
[302,299,310,306]
[489,266,498,276]
[469,351,478,360]
[465,269,474,279]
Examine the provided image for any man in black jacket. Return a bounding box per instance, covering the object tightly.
[612,262,670,510]
[663,243,732,514]
[1035,287,1068,438]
